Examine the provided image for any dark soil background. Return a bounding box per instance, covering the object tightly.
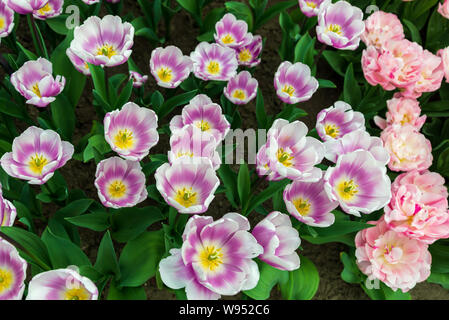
[2,0,449,299]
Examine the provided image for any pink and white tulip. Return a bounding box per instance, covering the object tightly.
[438,47,449,83]
[265,119,324,181]
[170,94,230,144]
[66,48,90,76]
[33,0,63,20]
[0,183,16,227]
[0,240,27,300]
[234,35,262,67]
[355,217,431,292]
[374,95,426,131]
[316,101,365,141]
[190,42,238,81]
[384,170,449,244]
[299,0,331,18]
[380,125,432,172]
[159,213,263,299]
[223,71,258,105]
[129,71,148,88]
[274,61,318,104]
[7,0,47,14]
[324,129,389,166]
[150,46,193,89]
[69,15,134,67]
[104,102,159,161]
[284,179,338,227]
[252,211,301,271]
[94,157,147,209]
[168,125,221,170]
[361,11,404,49]
[0,126,74,185]
[0,1,14,39]
[155,161,219,214]
[26,267,98,300]
[316,1,365,50]
[324,150,391,217]
[439,0,449,19]
[10,58,65,107]
[214,13,253,48]
[256,144,283,181]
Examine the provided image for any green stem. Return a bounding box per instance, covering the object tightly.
[28,15,48,59]
[313,43,327,69]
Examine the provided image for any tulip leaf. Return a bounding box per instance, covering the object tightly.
[94,231,120,277]
[237,163,251,213]
[280,256,319,300]
[244,260,288,300]
[107,281,147,300]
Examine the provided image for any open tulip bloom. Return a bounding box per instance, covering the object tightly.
[129,70,148,88]
[10,58,65,107]
[69,15,134,67]
[0,1,14,39]
[234,35,262,67]
[0,240,27,300]
[0,126,74,185]
[155,161,220,214]
[214,13,253,48]
[26,267,98,300]
[7,0,48,14]
[159,213,263,299]
[66,48,91,76]
[299,0,331,17]
[32,0,63,20]
[104,102,159,161]
[0,183,16,227]
[150,46,193,88]
[223,71,258,105]
[94,157,147,208]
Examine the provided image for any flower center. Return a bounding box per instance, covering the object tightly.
[400,114,411,125]
[37,3,52,15]
[174,187,197,208]
[0,17,5,30]
[64,287,90,300]
[195,120,211,132]
[0,268,14,294]
[108,180,127,199]
[277,148,294,167]
[293,198,311,216]
[157,67,172,83]
[306,1,317,8]
[207,61,220,75]
[337,179,359,201]
[97,44,116,58]
[221,34,235,44]
[324,123,340,138]
[176,151,194,158]
[200,246,223,271]
[29,154,48,175]
[114,129,134,150]
[383,245,403,264]
[232,89,246,100]
[31,83,41,97]
[239,49,252,62]
[282,85,295,96]
[328,24,343,35]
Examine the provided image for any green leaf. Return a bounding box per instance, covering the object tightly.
[427,272,449,290]
[83,134,111,162]
[294,33,315,65]
[255,88,267,129]
[94,231,120,277]
[318,79,337,89]
[88,63,107,102]
[41,228,91,269]
[237,163,251,213]
[55,199,94,218]
[343,63,361,107]
[323,50,347,77]
[0,97,27,120]
[313,219,373,238]
[437,147,449,178]
[340,252,361,284]
[403,19,422,44]
[118,230,165,287]
[280,256,319,300]
[217,164,239,208]
[429,242,449,273]
[244,260,288,300]
[158,90,198,119]
[107,281,147,300]
[65,211,110,231]
[255,0,296,31]
[110,206,165,243]
[151,91,164,112]
[225,1,253,31]
[51,94,75,140]
[245,180,289,216]
[114,79,133,109]
[46,15,69,35]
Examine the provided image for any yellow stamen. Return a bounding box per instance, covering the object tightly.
[177,152,194,158]
[199,246,223,271]
[232,89,246,100]
[207,61,220,75]
[221,34,235,44]
[337,179,359,200]
[0,17,5,30]
[174,187,197,208]
[157,67,172,83]
[37,3,52,15]
[239,49,252,62]
[277,148,294,167]
[114,129,134,150]
[324,123,340,138]
[293,198,311,217]
[108,180,127,199]
[31,83,41,97]
[328,24,343,35]
[306,1,317,8]
[0,268,14,294]
[29,154,47,175]
[195,120,211,132]
[282,85,295,96]
[64,287,90,300]
[96,44,116,58]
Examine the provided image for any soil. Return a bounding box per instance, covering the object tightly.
[2,0,449,300]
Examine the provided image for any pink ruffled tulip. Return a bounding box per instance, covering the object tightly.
[384,170,449,244]
[252,211,301,271]
[439,0,449,19]
[0,126,74,185]
[10,58,65,107]
[355,217,431,292]
[361,11,404,49]
[380,125,432,172]
[438,47,449,83]
[159,213,263,300]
